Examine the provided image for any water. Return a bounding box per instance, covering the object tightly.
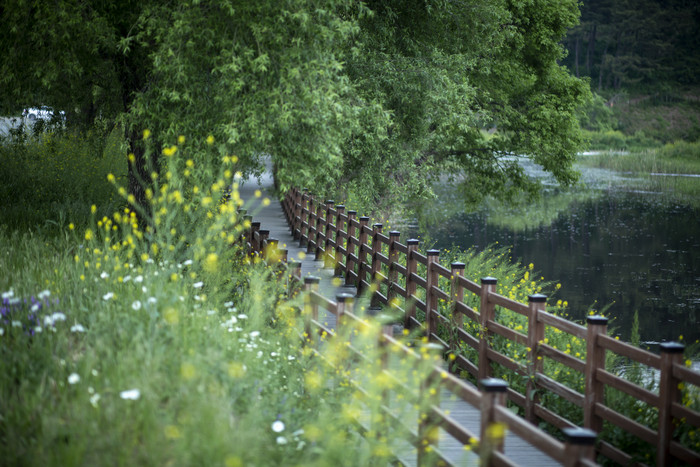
[412,188,700,347]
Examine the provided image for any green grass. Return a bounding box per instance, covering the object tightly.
[0,126,126,231]
[577,140,700,206]
[0,130,444,466]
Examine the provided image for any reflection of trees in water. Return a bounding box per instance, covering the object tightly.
[419,193,700,344]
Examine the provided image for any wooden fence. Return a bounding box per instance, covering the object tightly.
[268,187,700,466]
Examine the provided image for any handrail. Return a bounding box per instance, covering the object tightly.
[258,189,700,465]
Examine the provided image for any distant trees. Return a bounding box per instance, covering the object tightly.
[562,0,700,90]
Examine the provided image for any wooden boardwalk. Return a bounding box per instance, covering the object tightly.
[239,172,563,466]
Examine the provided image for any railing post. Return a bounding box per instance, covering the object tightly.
[425,250,440,341]
[658,341,685,466]
[370,223,383,307]
[526,293,547,423]
[479,277,497,381]
[387,231,400,307]
[405,239,419,330]
[584,315,608,434]
[335,293,353,330]
[333,205,345,276]
[249,221,261,253]
[287,260,301,297]
[312,199,325,258]
[344,210,357,285]
[241,214,253,245]
[356,216,370,292]
[322,200,335,264]
[480,378,508,465]
[303,276,321,345]
[298,190,309,246]
[562,427,597,467]
[258,230,270,256]
[450,262,466,369]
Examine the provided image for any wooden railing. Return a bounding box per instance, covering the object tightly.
[277,187,700,466]
[299,278,599,466]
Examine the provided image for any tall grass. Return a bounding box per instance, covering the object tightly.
[0,131,440,466]
[0,126,126,231]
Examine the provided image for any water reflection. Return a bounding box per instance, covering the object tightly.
[416,191,700,346]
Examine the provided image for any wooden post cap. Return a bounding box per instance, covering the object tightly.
[251,221,261,228]
[243,215,253,222]
[480,378,508,392]
[288,261,301,268]
[660,342,685,353]
[389,231,400,237]
[528,294,547,303]
[304,276,321,284]
[451,262,466,270]
[359,216,370,222]
[373,223,383,229]
[407,239,419,245]
[562,427,597,445]
[336,293,354,303]
[348,210,357,215]
[427,249,439,256]
[268,238,279,246]
[259,229,270,236]
[586,315,608,325]
[336,205,345,210]
[238,209,247,215]
[325,200,334,205]
[481,277,497,285]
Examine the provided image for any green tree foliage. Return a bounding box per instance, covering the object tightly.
[1,0,589,210]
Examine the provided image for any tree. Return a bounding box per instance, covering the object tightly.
[1,0,590,214]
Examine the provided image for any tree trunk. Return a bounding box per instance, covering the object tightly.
[575,35,580,78]
[586,24,596,76]
[598,43,608,91]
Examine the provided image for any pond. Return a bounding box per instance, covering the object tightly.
[410,182,700,348]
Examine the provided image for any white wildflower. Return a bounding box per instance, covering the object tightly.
[37,289,50,300]
[100,271,109,279]
[237,314,248,320]
[123,275,132,282]
[249,331,260,338]
[12,320,22,328]
[147,297,157,304]
[134,275,143,283]
[276,436,288,445]
[193,281,204,289]
[89,393,101,407]
[51,312,66,322]
[31,303,41,312]
[272,420,285,433]
[103,292,114,301]
[68,373,80,385]
[1,289,14,299]
[119,389,141,400]
[70,324,86,333]
[183,259,193,266]
[132,300,142,311]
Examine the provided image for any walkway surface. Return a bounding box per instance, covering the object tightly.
[238,171,562,467]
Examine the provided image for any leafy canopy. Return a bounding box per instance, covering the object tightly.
[0,0,589,210]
